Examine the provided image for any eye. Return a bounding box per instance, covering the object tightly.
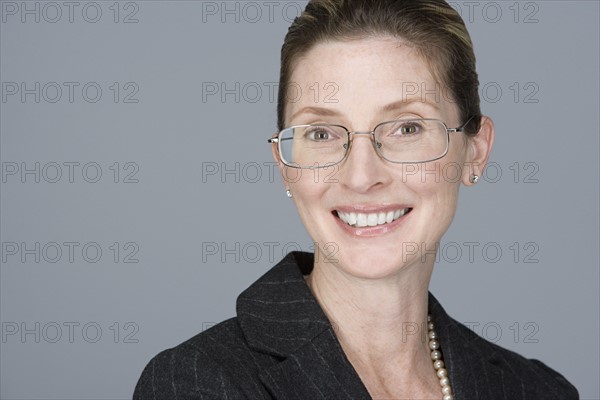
[305,126,339,141]
[377,120,427,140]
[394,122,423,136]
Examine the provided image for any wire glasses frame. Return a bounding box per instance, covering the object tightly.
[268,116,476,169]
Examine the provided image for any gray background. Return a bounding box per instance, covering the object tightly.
[0,0,598,398]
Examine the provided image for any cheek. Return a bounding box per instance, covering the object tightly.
[286,167,330,217]
[412,137,469,206]
[287,163,341,196]
[407,161,462,226]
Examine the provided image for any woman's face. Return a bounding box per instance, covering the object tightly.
[276,37,487,280]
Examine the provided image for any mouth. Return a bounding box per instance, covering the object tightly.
[333,208,413,228]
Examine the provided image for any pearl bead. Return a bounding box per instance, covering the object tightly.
[427,314,452,400]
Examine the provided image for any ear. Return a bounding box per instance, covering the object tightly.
[462,116,495,186]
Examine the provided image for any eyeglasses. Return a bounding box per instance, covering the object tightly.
[268,117,474,169]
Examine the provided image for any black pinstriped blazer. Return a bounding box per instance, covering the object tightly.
[134,251,578,399]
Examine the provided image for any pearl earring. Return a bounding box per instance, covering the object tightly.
[286,189,293,198]
[470,175,480,184]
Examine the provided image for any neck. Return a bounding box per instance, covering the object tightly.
[304,258,437,389]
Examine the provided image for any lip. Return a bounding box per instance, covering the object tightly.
[331,205,413,237]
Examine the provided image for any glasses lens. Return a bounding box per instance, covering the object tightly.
[374,119,448,163]
[279,125,348,168]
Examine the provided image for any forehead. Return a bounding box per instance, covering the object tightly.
[290,38,437,101]
[286,38,454,124]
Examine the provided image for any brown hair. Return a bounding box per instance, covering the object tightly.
[277,0,481,135]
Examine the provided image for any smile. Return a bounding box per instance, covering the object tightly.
[335,208,412,228]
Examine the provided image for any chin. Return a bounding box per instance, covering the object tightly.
[318,245,415,281]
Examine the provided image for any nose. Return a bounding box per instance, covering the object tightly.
[337,132,392,194]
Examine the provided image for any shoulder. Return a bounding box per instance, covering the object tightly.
[134,252,316,399]
[451,318,579,399]
[488,338,578,399]
[428,292,578,399]
[133,317,268,400]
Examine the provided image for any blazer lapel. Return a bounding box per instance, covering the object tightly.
[429,293,526,400]
[258,328,372,399]
[237,252,523,400]
[237,252,371,399]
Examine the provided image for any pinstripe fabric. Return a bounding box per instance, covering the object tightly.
[134,252,578,399]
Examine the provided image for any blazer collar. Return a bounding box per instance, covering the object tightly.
[236,252,511,399]
[237,252,331,358]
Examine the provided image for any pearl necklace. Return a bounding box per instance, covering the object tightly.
[428,314,454,400]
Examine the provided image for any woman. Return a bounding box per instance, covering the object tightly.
[134,0,578,398]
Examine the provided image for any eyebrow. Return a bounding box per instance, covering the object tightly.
[289,98,441,122]
[382,99,441,113]
[289,106,339,121]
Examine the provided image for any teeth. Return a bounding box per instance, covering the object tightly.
[367,214,378,227]
[337,208,411,228]
[385,211,394,223]
[347,212,357,226]
[357,213,367,227]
